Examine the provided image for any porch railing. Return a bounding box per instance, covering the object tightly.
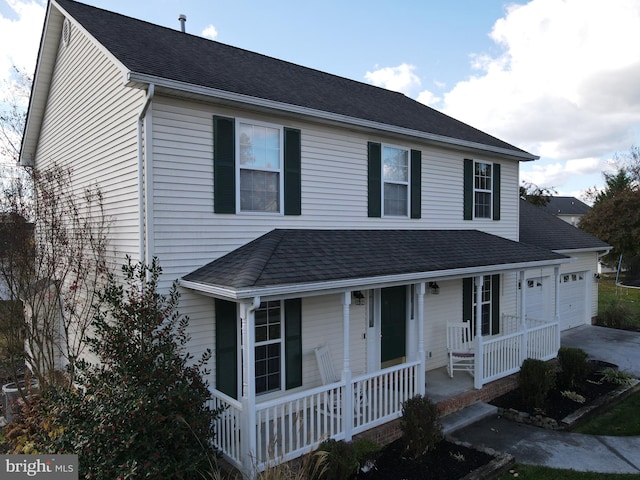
[480,314,559,386]
[210,391,243,469]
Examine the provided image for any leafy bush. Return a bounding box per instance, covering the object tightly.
[36,257,222,479]
[313,438,379,480]
[597,300,633,329]
[557,347,590,388]
[519,358,555,412]
[399,394,443,458]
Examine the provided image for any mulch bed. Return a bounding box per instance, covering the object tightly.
[359,438,494,480]
[489,360,621,422]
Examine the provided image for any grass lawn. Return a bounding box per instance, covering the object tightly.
[597,274,640,330]
[571,389,640,436]
[498,464,640,479]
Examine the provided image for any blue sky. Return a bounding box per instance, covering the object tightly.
[3,0,640,202]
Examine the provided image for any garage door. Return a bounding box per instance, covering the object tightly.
[559,272,586,330]
[525,277,548,322]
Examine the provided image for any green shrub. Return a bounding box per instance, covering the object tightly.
[314,438,379,479]
[597,300,633,329]
[519,358,555,412]
[38,258,222,480]
[599,367,634,386]
[557,347,590,388]
[399,394,443,458]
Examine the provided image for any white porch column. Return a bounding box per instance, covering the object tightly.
[519,270,528,364]
[240,297,259,475]
[554,266,561,350]
[342,291,353,442]
[474,276,484,390]
[416,282,426,396]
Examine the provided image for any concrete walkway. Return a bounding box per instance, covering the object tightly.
[445,325,640,474]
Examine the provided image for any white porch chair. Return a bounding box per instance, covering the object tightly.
[314,344,366,416]
[446,321,475,378]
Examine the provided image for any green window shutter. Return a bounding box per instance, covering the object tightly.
[285,298,302,390]
[284,128,302,215]
[491,274,500,334]
[463,158,473,220]
[368,142,382,218]
[215,299,238,399]
[492,163,501,221]
[213,116,236,214]
[410,149,422,219]
[462,277,473,328]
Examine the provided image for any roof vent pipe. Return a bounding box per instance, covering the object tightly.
[178,14,187,33]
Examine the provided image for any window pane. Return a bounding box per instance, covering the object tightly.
[474,162,491,190]
[239,123,280,169]
[383,147,408,182]
[255,343,281,394]
[384,183,408,216]
[474,191,491,218]
[240,170,280,212]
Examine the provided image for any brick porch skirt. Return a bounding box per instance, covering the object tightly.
[354,371,519,448]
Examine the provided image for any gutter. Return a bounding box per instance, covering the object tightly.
[137,83,155,266]
[126,72,539,162]
[179,256,571,301]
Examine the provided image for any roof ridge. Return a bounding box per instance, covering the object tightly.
[234,229,286,287]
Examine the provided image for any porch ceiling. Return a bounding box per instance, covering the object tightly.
[180,229,570,299]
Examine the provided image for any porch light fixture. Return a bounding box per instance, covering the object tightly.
[352,290,365,305]
[429,282,440,295]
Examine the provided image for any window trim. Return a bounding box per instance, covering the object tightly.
[381,143,411,217]
[235,118,285,215]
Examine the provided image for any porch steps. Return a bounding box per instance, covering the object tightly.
[441,402,498,435]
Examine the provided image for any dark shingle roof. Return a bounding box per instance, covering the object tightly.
[520,199,609,252]
[182,229,568,289]
[54,0,532,158]
[543,196,591,216]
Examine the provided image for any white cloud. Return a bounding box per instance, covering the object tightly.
[202,24,218,40]
[364,63,421,96]
[416,89,440,107]
[440,0,640,165]
[0,0,45,84]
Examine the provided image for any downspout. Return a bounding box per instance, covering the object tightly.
[137,84,155,266]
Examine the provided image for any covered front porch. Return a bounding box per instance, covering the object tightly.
[180,229,570,474]
[209,310,559,473]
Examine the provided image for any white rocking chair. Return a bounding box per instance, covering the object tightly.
[314,344,366,416]
[446,321,475,378]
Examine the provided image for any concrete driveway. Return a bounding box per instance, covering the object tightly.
[561,324,640,377]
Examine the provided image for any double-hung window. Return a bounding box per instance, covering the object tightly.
[213,115,301,215]
[238,121,282,213]
[255,300,283,395]
[463,275,500,336]
[368,142,421,218]
[463,158,501,221]
[383,145,410,216]
[474,162,492,219]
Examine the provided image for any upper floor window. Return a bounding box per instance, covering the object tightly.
[368,142,421,219]
[463,158,501,221]
[213,115,301,215]
[238,121,282,213]
[474,161,492,219]
[383,145,410,216]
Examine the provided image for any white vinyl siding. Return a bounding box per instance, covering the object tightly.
[33,18,143,269]
[150,96,521,284]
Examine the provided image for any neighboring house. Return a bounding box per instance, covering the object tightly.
[519,200,610,329]
[543,196,591,226]
[22,0,577,473]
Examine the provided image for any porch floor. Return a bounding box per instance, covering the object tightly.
[425,366,474,403]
